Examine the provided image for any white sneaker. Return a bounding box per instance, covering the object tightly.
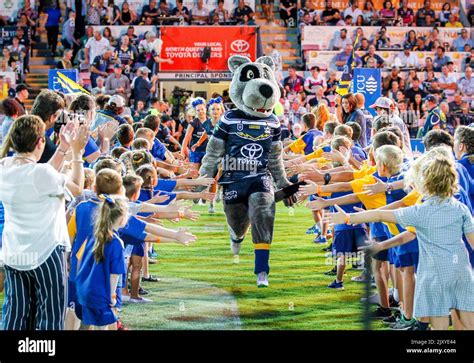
[230,240,241,256]
[129,297,153,304]
[257,272,269,288]
[121,295,131,303]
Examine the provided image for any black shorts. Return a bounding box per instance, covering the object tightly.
[222,174,274,205]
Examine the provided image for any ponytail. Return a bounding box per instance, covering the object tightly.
[93,195,128,263]
[0,132,13,158]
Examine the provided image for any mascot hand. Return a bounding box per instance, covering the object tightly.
[283,194,297,207]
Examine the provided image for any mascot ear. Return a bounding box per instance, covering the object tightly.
[256,56,276,72]
[228,55,251,73]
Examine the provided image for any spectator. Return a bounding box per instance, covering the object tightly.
[309,85,330,108]
[414,36,428,51]
[30,90,66,164]
[379,0,397,20]
[433,46,451,72]
[233,0,254,23]
[438,64,458,96]
[61,11,79,58]
[87,0,102,25]
[398,0,414,25]
[343,0,362,24]
[0,115,87,331]
[261,0,275,24]
[405,77,427,105]
[90,45,114,88]
[423,70,438,91]
[337,14,353,26]
[398,99,418,138]
[355,15,365,26]
[106,0,121,24]
[56,49,73,69]
[325,70,338,96]
[191,0,209,25]
[92,95,127,130]
[421,94,445,136]
[394,44,419,69]
[458,66,474,97]
[439,2,452,25]
[468,4,474,26]
[17,0,38,27]
[85,30,111,64]
[332,28,352,51]
[159,0,170,17]
[454,102,474,126]
[449,91,464,117]
[304,66,327,100]
[283,66,305,94]
[119,1,136,25]
[341,93,367,147]
[373,26,391,49]
[141,0,160,23]
[114,35,136,76]
[452,29,474,52]
[105,64,131,104]
[362,0,375,24]
[356,37,370,51]
[445,13,462,27]
[416,0,436,26]
[334,43,361,71]
[321,0,341,25]
[102,26,117,48]
[383,66,401,93]
[403,30,417,50]
[426,27,440,50]
[240,13,256,25]
[361,44,384,68]
[172,0,191,24]
[132,66,159,107]
[0,98,23,143]
[42,2,62,56]
[91,76,106,96]
[14,84,29,115]
[265,43,283,81]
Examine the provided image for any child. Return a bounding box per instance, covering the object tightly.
[454,126,474,180]
[136,164,214,206]
[327,147,474,330]
[285,113,323,155]
[75,196,129,330]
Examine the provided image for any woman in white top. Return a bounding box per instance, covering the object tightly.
[0,115,88,330]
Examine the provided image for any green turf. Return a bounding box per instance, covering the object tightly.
[0,203,386,330]
[123,203,373,330]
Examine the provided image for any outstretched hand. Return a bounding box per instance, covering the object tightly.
[323,205,349,226]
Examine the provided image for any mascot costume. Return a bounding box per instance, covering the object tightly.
[199,55,296,287]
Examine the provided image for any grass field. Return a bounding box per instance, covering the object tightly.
[0,204,381,330]
[121,203,373,330]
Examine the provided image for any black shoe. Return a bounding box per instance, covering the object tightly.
[371,306,392,319]
[322,244,333,252]
[407,321,430,331]
[382,310,401,324]
[389,295,400,308]
[138,287,149,295]
[324,266,337,276]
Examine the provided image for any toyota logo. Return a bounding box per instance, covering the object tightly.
[241,143,263,160]
[231,40,250,53]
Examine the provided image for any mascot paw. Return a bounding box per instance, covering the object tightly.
[283,194,298,208]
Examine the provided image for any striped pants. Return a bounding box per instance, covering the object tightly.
[2,246,67,330]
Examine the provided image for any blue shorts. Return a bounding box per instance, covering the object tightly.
[332,228,368,255]
[156,179,177,193]
[388,248,397,265]
[189,151,206,164]
[394,252,419,268]
[67,279,76,307]
[75,304,117,327]
[372,236,389,261]
[132,242,145,257]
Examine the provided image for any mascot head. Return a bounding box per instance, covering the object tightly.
[228,55,281,118]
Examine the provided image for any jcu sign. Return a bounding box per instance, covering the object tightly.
[351,68,381,116]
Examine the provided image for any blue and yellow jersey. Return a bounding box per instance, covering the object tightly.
[138,188,176,205]
[289,129,323,155]
[350,172,418,255]
[304,144,331,161]
[352,161,376,180]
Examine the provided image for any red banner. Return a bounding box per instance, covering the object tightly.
[159,26,257,72]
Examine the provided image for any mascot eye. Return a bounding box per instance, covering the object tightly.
[247,70,255,79]
[263,70,270,79]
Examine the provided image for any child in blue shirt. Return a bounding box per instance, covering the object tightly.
[75,195,128,330]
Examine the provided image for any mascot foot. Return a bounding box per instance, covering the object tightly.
[257,272,269,288]
[230,241,242,256]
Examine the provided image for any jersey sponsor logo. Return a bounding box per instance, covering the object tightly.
[223,190,238,200]
[241,143,263,160]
